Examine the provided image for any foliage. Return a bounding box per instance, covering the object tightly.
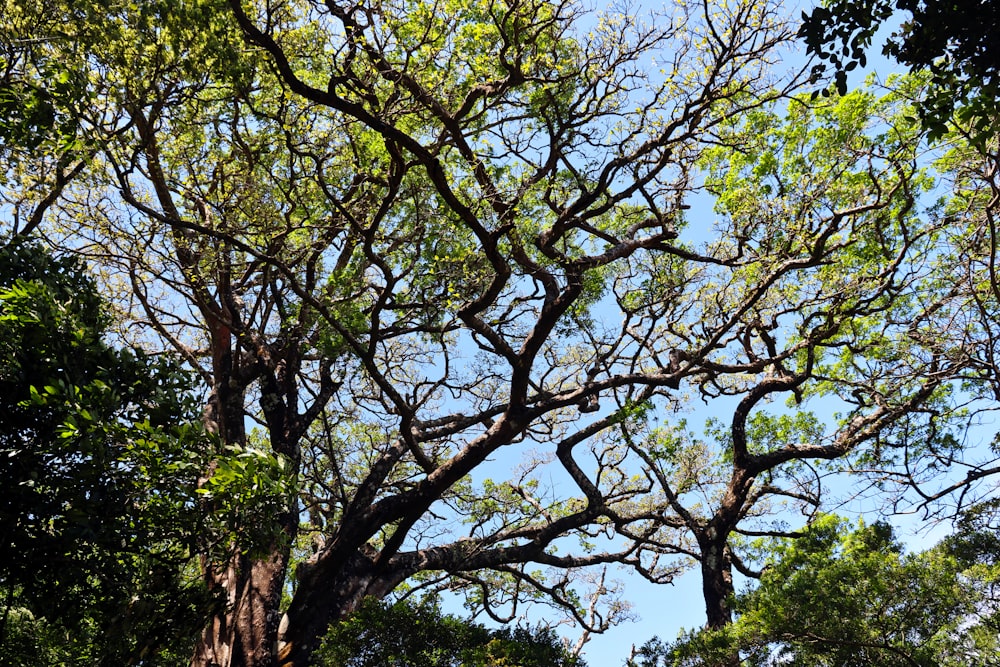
[0,240,213,665]
[1,0,998,664]
[315,597,584,667]
[631,515,1000,667]
[800,0,1000,141]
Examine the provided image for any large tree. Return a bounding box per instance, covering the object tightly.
[0,0,988,665]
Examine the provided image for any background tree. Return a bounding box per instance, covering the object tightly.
[0,239,214,665]
[800,0,1000,141]
[630,514,1000,667]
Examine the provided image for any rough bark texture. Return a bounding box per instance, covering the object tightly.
[191,549,290,666]
[699,538,734,631]
[699,541,740,667]
[275,551,382,667]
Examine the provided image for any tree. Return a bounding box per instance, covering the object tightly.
[631,515,1000,667]
[314,596,584,667]
[0,239,214,665]
[799,0,1000,140]
[0,0,987,666]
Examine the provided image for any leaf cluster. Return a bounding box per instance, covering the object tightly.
[800,0,1000,141]
[314,596,585,667]
[0,240,215,665]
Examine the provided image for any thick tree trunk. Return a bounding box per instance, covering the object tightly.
[233,551,290,665]
[698,534,740,667]
[190,330,294,666]
[191,557,237,667]
[191,524,293,666]
[697,464,756,663]
[191,516,288,667]
[276,550,391,667]
[699,539,734,630]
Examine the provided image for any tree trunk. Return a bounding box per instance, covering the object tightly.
[275,549,390,667]
[699,539,734,630]
[190,524,293,667]
[190,329,292,666]
[698,535,740,667]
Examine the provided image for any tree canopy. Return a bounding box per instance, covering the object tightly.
[1,0,998,665]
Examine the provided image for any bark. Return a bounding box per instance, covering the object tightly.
[698,536,734,631]
[191,542,292,667]
[698,537,740,667]
[275,550,387,667]
[233,547,291,665]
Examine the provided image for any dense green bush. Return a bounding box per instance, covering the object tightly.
[316,597,585,667]
[0,240,214,665]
